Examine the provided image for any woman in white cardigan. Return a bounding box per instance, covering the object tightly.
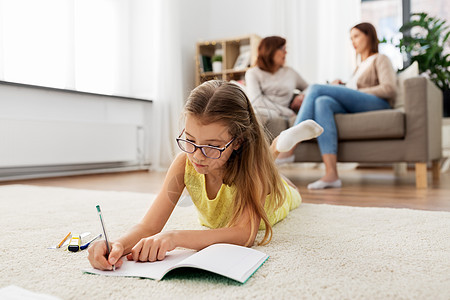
[276,22,397,189]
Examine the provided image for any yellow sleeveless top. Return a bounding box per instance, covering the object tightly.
[184,158,301,230]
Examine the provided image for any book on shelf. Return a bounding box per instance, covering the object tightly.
[199,55,212,73]
[198,54,204,72]
[83,243,269,284]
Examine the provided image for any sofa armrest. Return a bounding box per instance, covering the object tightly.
[260,116,290,142]
[403,76,443,161]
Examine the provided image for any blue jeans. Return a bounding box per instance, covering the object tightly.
[294,84,391,155]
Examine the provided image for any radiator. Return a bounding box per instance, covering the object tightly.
[0,119,141,168]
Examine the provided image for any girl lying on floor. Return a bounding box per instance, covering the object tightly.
[88,80,323,270]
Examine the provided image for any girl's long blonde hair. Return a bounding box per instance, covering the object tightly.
[184,80,286,245]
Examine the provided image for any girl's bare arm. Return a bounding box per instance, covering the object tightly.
[116,152,187,254]
[88,153,186,269]
[127,205,261,262]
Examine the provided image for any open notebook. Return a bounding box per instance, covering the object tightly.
[83,243,269,284]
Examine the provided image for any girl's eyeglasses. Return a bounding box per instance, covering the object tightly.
[176,129,235,159]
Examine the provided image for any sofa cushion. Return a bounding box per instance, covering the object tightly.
[395,61,419,108]
[256,114,289,141]
[335,109,405,140]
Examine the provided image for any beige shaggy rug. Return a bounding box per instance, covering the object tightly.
[0,185,449,299]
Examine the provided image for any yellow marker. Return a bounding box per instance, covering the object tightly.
[68,234,81,252]
[57,232,71,248]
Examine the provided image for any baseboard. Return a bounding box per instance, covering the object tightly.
[0,162,151,182]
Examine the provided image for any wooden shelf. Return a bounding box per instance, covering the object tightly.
[195,35,260,86]
[199,68,249,77]
[223,68,248,74]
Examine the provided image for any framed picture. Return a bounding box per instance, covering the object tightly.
[233,51,251,70]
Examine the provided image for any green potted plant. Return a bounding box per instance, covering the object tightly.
[212,55,223,73]
[397,12,450,116]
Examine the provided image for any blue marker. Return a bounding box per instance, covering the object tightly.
[80,233,102,250]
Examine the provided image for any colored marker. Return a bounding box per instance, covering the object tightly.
[80,233,102,250]
[68,234,81,252]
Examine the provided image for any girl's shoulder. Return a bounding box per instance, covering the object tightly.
[160,152,187,195]
[174,151,187,166]
[168,152,188,177]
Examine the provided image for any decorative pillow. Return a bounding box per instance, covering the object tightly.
[395,61,419,108]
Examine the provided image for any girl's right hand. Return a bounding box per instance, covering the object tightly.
[87,240,124,270]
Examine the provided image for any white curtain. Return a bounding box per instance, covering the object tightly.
[272,0,361,84]
[0,0,133,96]
[146,0,184,170]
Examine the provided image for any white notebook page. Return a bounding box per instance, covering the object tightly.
[84,249,195,280]
[177,244,268,282]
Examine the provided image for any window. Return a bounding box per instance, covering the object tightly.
[361,0,450,70]
[411,0,450,55]
[0,0,153,99]
[0,0,71,89]
[361,0,404,70]
[411,0,450,24]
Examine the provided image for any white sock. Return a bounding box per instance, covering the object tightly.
[307,179,342,190]
[276,120,324,152]
[274,154,295,166]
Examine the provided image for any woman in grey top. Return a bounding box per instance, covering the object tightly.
[245,36,308,119]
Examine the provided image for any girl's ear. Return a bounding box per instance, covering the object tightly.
[233,138,243,151]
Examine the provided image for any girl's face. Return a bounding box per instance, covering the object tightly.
[350,28,370,55]
[272,45,287,68]
[183,114,238,175]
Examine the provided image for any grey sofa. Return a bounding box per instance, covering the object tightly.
[260,76,443,188]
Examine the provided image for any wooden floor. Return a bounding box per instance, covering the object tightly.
[2,164,449,212]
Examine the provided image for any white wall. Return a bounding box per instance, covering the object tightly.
[177,0,360,98]
[0,86,148,125]
[205,0,275,39]
[0,82,152,176]
[177,0,275,99]
[177,0,212,100]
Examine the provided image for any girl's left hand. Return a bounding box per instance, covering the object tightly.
[127,231,178,262]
